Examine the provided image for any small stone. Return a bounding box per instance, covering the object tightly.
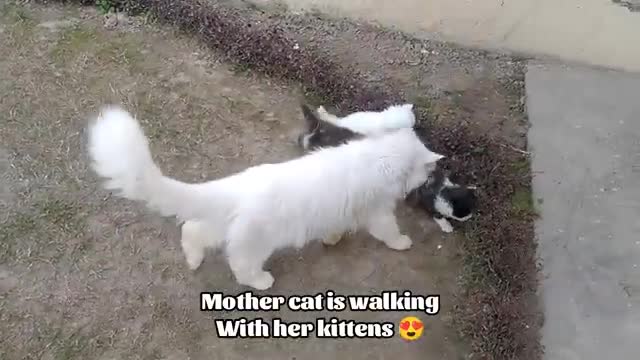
[104,14,118,29]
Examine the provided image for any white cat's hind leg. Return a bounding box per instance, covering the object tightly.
[181,220,208,270]
[181,220,226,270]
[225,219,275,290]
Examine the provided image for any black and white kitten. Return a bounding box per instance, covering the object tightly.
[297,104,363,151]
[296,103,477,233]
[404,167,477,233]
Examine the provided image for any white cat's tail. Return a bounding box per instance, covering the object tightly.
[87,106,211,221]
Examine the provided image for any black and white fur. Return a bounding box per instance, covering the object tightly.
[404,167,477,233]
[297,104,363,151]
[297,103,477,233]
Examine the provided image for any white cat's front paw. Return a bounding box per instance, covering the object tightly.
[322,233,343,246]
[185,251,205,270]
[385,235,413,251]
[434,218,454,233]
[239,271,275,291]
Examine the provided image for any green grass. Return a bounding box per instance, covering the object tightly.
[50,25,98,63]
[0,197,87,264]
[1,1,36,41]
[511,187,538,217]
[1,1,34,24]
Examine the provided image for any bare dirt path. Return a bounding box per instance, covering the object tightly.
[0,2,466,359]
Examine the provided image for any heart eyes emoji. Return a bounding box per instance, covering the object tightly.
[398,316,424,341]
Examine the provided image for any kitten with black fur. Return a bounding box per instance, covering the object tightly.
[405,167,477,233]
[297,104,364,151]
[296,103,477,233]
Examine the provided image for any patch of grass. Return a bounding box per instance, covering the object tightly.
[50,24,98,63]
[229,62,252,75]
[95,36,143,66]
[512,188,536,215]
[1,1,34,24]
[0,197,87,263]
[40,198,83,232]
[1,1,36,41]
[0,212,38,262]
[51,332,93,360]
[511,157,530,174]
[49,23,144,71]
[96,0,115,14]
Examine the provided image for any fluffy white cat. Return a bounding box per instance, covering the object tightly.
[87,105,443,290]
[316,103,415,135]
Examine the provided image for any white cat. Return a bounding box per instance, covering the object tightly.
[316,103,415,135]
[87,105,444,290]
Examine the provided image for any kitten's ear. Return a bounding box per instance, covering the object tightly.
[300,104,319,129]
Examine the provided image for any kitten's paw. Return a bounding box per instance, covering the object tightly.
[240,271,275,291]
[322,233,343,246]
[434,218,454,233]
[385,235,413,251]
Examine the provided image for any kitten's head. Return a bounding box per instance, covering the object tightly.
[405,167,478,221]
[297,104,363,151]
[436,185,478,221]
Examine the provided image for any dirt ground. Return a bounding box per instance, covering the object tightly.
[0,2,472,359]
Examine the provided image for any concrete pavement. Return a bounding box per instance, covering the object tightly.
[526,62,640,360]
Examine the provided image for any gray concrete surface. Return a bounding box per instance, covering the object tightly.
[526,62,640,360]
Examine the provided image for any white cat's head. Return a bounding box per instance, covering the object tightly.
[383,103,416,129]
[395,129,444,193]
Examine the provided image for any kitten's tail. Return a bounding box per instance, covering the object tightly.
[87,106,212,221]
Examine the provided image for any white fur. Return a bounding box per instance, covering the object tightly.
[434,217,454,233]
[88,105,444,290]
[317,104,415,135]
